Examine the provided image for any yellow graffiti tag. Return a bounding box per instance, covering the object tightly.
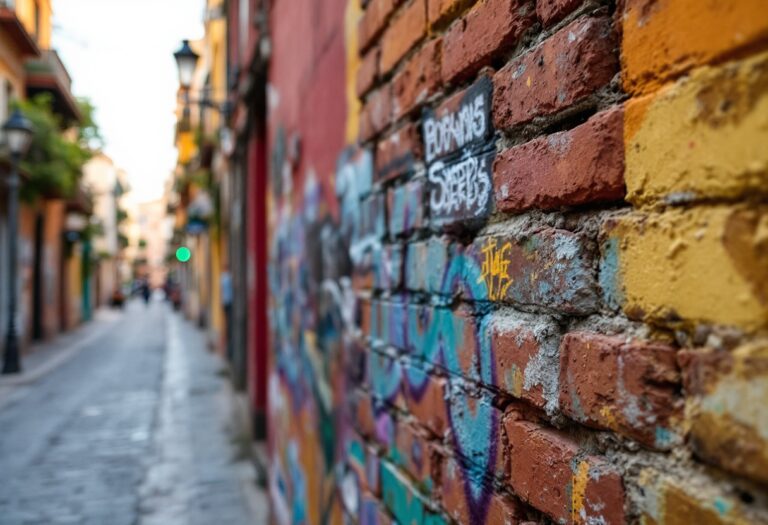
[571,460,590,524]
[477,238,513,301]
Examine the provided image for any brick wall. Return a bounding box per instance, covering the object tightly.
[265,0,768,523]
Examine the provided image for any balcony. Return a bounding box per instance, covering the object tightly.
[0,3,40,57]
[25,49,82,124]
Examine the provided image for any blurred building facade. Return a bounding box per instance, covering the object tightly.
[0,0,97,351]
[81,153,130,308]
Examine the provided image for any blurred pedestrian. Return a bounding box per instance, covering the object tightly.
[220,266,233,361]
[141,279,151,306]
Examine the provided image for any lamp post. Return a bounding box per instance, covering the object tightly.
[2,109,34,374]
[173,40,231,115]
[173,39,199,90]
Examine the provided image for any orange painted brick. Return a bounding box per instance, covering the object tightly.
[392,37,442,120]
[359,0,398,53]
[622,0,768,94]
[442,0,534,83]
[380,0,427,74]
[427,0,472,29]
[357,46,380,98]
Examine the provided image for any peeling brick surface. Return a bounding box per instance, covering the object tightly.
[441,0,535,83]
[559,332,682,449]
[536,0,583,26]
[506,420,626,524]
[493,16,618,129]
[494,106,625,212]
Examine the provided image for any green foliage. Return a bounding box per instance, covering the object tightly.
[116,207,129,224]
[118,232,130,249]
[16,94,101,201]
[138,238,148,249]
[76,99,103,150]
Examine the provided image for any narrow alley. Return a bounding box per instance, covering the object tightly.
[0,301,267,525]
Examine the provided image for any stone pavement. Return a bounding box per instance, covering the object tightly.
[0,300,268,525]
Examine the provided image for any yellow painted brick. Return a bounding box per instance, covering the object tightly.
[682,342,768,485]
[622,0,768,94]
[605,206,768,330]
[625,51,768,206]
[635,470,761,525]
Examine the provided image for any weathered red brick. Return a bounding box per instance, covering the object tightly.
[403,364,448,438]
[360,85,393,142]
[359,296,373,338]
[468,230,598,314]
[491,317,560,411]
[392,37,442,120]
[392,418,440,487]
[357,46,380,98]
[442,0,534,83]
[506,419,625,524]
[375,123,422,182]
[493,16,618,129]
[494,107,625,213]
[440,456,518,524]
[559,332,681,449]
[380,0,427,74]
[536,0,583,26]
[352,389,377,438]
[359,0,398,53]
[486,492,525,525]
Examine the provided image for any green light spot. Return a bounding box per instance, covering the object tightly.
[176,247,191,263]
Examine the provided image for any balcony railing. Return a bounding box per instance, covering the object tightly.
[26,49,73,91]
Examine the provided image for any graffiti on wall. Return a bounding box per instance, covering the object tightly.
[478,237,513,301]
[423,77,495,228]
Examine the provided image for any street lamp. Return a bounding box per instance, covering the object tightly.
[173,40,199,90]
[2,109,34,374]
[173,40,231,116]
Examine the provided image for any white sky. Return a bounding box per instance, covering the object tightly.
[52,0,206,202]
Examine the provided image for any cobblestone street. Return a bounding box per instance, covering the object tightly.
[0,301,267,525]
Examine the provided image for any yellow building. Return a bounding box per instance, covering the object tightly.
[171,0,229,350]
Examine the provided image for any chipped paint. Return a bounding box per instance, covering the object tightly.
[604,206,768,330]
[624,51,768,206]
